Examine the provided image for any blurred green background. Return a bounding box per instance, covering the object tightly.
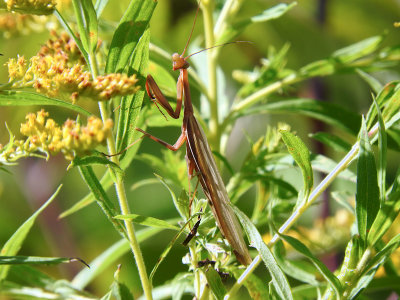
[0,0,399,297]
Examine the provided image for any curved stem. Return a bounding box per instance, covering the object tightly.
[88,52,153,300]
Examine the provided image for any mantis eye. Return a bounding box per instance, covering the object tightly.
[172,53,180,61]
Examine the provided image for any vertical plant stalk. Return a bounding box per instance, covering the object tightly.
[189,245,201,298]
[202,0,220,152]
[88,52,153,300]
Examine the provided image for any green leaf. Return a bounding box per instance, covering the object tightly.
[0,256,82,266]
[349,234,400,299]
[309,132,351,153]
[332,35,384,63]
[147,60,177,98]
[72,0,98,53]
[0,185,62,280]
[118,28,150,167]
[72,226,163,289]
[241,99,361,135]
[311,154,356,183]
[368,168,400,246]
[150,213,201,281]
[105,0,156,73]
[0,90,91,116]
[218,3,297,44]
[231,268,270,300]
[273,241,318,285]
[356,117,380,245]
[356,69,383,94]
[280,235,342,297]
[233,206,293,300]
[373,97,387,204]
[59,172,113,218]
[54,10,89,63]
[299,59,335,77]
[71,155,124,179]
[94,0,109,18]
[366,81,399,129]
[204,267,227,300]
[78,166,126,236]
[280,130,313,201]
[109,266,134,300]
[155,174,190,220]
[114,214,179,230]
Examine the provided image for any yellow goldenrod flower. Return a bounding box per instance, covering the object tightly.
[0,14,50,38]
[0,110,113,162]
[6,31,141,102]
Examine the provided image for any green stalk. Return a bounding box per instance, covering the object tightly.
[189,245,201,298]
[88,52,153,300]
[202,0,219,152]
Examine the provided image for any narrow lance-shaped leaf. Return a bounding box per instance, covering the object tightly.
[0,90,90,116]
[0,256,86,266]
[368,168,400,246]
[54,10,89,63]
[71,0,98,53]
[373,97,387,203]
[231,268,270,300]
[332,35,384,63]
[280,234,342,298]
[242,99,361,135]
[0,185,62,280]
[273,241,319,285]
[280,130,313,201]
[217,3,297,44]
[78,166,126,236]
[105,0,156,73]
[204,267,227,300]
[72,226,164,289]
[118,29,150,166]
[356,69,383,94]
[150,213,202,282]
[356,117,380,246]
[114,214,179,230]
[233,206,293,300]
[60,172,114,218]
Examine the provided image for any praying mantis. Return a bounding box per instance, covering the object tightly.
[136,8,252,266]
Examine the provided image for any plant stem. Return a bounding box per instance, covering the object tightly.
[202,0,219,152]
[88,52,153,300]
[225,136,361,299]
[189,245,201,298]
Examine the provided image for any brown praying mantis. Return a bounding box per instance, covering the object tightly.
[136,8,252,266]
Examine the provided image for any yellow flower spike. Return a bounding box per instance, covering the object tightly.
[7,110,113,161]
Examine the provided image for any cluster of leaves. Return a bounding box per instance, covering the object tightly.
[0,0,400,300]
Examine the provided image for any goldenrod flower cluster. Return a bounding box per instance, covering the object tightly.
[0,15,50,38]
[0,110,113,162]
[6,32,140,102]
[4,0,56,15]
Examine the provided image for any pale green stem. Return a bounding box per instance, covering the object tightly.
[224,123,384,299]
[189,245,201,298]
[202,0,219,152]
[88,52,153,300]
[213,0,235,39]
[341,248,373,299]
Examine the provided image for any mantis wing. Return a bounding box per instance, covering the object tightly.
[186,115,252,265]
